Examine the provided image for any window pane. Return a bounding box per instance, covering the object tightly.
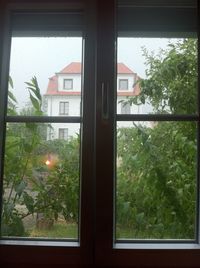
[59,102,69,115]
[117,38,197,115]
[63,79,73,90]
[8,37,82,116]
[59,128,68,140]
[116,121,197,240]
[1,123,80,239]
[119,79,128,90]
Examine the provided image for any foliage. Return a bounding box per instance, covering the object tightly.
[128,39,197,114]
[7,76,17,115]
[2,38,197,239]
[32,137,80,223]
[117,122,196,239]
[2,77,43,236]
[117,39,197,239]
[2,77,79,237]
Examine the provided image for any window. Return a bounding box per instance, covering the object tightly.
[63,79,73,90]
[121,102,130,114]
[0,12,83,242]
[59,101,69,115]
[119,79,128,90]
[0,1,199,268]
[59,128,68,140]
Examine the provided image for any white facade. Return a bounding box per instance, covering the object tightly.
[45,95,81,117]
[57,74,81,92]
[117,74,135,92]
[44,62,151,140]
[43,94,81,140]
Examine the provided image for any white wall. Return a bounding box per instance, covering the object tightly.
[44,72,153,140]
[46,95,81,117]
[47,123,80,140]
[117,96,140,114]
[117,74,135,91]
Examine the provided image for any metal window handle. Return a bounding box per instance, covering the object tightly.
[102,82,109,120]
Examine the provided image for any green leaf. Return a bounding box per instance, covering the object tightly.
[23,142,33,153]
[29,93,41,111]
[15,181,27,197]
[23,192,34,214]
[8,76,14,89]
[25,76,42,101]
[8,90,17,103]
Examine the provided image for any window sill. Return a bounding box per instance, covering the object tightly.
[114,242,200,250]
[0,239,79,247]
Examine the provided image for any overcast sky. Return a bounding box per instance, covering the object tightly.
[9,37,179,109]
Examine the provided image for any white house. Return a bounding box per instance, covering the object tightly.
[43,62,150,140]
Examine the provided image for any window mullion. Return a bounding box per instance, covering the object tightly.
[0,7,11,235]
[95,0,116,264]
[78,0,97,266]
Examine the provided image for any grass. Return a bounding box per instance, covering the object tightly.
[116,224,194,240]
[29,222,78,239]
[28,222,190,240]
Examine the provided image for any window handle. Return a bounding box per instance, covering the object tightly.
[102,82,109,120]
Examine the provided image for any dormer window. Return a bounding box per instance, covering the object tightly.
[119,79,128,90]
[63,78,73,90]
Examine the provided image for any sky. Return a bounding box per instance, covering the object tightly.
[9,36,179,109]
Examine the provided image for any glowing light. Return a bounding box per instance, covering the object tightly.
[45,159,51,166]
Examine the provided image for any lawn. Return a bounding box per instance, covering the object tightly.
[29,222,78,239]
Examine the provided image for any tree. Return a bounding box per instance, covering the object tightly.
[2,77,80,236]
[2,77,44,235]
[131,38,197,114]
[117,39,197,239]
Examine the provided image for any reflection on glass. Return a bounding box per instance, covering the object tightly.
[2,123,80,239]
[116,121,196,240]
[117,38,197,115]
[8,37,82,116]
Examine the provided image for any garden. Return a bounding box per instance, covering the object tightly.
[1,38,197,240]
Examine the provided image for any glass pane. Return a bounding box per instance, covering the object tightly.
[116,121,197,240]
[117,38,197,115]
[8,37,82,116]
[2,123,80,239]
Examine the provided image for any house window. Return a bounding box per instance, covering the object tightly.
[119,79,128,90]
[63,79,73,90]
[59,128,68,140]
[121,102,130,114]
[59,101,69,115]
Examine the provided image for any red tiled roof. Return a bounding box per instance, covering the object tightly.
[44,91,81,96]
[46,62,139,95]
[46,75,58,92]
[58,62,82,74]
[58,62,134,75]
[117,63,134,74]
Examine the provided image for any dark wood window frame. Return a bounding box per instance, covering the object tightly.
[0,1,199,268]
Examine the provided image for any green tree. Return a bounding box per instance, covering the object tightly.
[117,39,197,239]
[33,137,80,224]
[131,38,197,114]
[2,77,44,236]
[2,77,80,236]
